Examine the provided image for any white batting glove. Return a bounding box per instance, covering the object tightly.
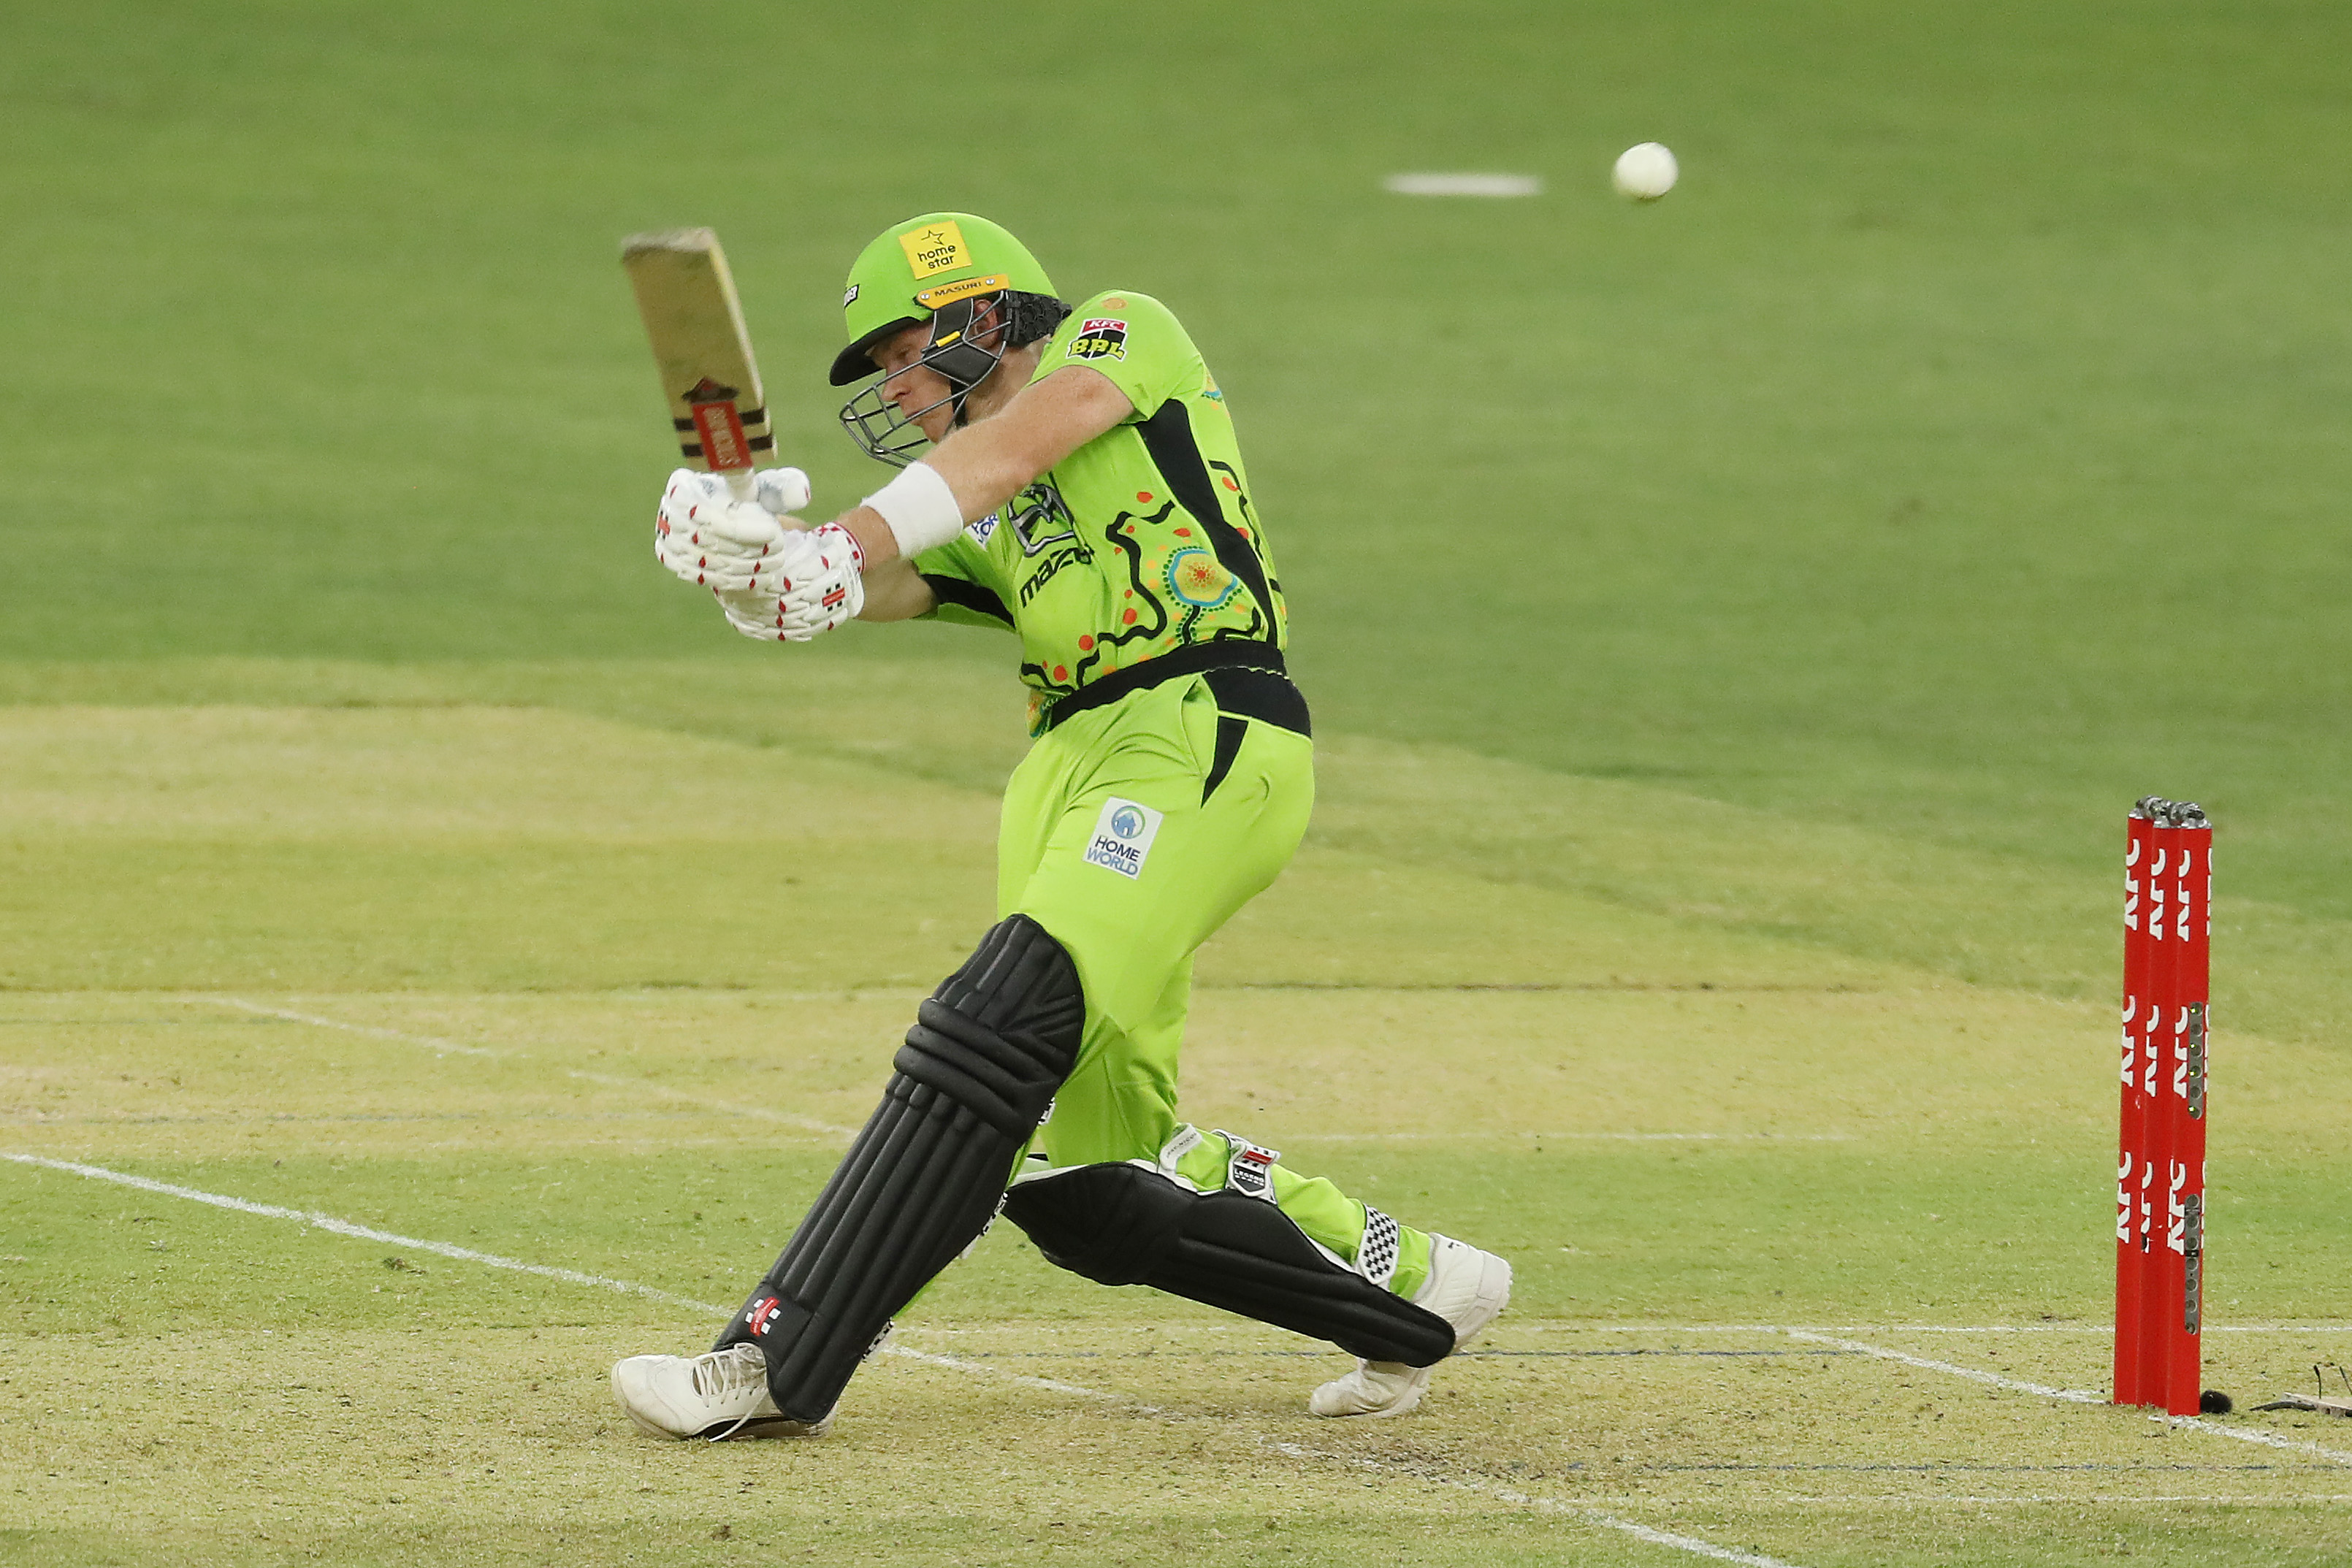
[654,469,809,592]
[714,524,866,642]
[751,467,812,517]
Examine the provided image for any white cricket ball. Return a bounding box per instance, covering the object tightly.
[1612,142,1678,201]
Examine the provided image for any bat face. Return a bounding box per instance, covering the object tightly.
[620,228,773,490]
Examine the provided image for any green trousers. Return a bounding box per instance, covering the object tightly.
[999,672,1432,1300]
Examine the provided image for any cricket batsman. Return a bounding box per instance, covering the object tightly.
[611,213,1511,1438]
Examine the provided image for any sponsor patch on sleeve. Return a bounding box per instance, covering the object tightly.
[1083,796,1164,879]
[966,511,999,546]
[1066,318,1129,362]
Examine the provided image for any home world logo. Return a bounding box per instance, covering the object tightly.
[1084,797,1164,879]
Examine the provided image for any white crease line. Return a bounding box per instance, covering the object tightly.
[0,1152,717,1315]
[1688,1495,2352,1507]
[562,1071,853,1138]
[218,999,500,1057]
[1780,1330,2099,1402]
[4,1151,1807,1568]
[882,1343,1794,1564]
[1284,1131,1856,1143]
[1782,1331,2352,1469]
[1567,1323,2352,1335]
[211,998,858,1137]
[744,1317,2352,1339]
[1275,1449,1798,1567]
[189,1005,1836,1145]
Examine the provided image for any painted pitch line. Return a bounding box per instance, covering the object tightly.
[218,999,500,1058]
[885,1342,1801,1566]
[203,998,1845,1147]
[901,1318,2352,1338]
[211,998,858,1137]
[1202,981,1880,994]
[1782,1331,2352,1469]
[1688,1495,2352,1508]
[0,1151,717,1315]
[2,1151,1807,1568]
[1284,1131,1856,1143]
[1568,1323,2352,1335]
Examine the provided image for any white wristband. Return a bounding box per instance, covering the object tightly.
[860,461,964,559]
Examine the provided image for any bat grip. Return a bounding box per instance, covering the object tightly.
[720,469,757,505]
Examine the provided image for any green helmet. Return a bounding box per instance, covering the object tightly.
[828,212,1056,386]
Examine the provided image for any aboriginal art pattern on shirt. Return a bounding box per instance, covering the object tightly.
[911,288,1288,724]
[1015,483,1278,704]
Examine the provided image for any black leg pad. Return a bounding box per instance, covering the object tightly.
[716,914,1085,1421]
[1001,1162,1457,1367]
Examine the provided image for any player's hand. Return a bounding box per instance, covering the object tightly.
[750,467,812,519]
[713,524,866,642]
[654,469,807,592]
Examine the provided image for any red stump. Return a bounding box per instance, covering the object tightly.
[2114,798,2210,1415]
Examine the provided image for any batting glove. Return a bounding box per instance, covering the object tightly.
[750,467,812,518]
[655,469,812,592]
[714,524,866,642]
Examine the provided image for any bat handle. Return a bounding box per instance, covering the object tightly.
[720,468,757,505]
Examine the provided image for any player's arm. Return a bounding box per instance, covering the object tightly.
[922,363,1135,530]
[654,364,1127,634]
[836,364,1132,569]
[855,557,937,622]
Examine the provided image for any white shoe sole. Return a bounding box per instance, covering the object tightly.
[619,1408,830,1441]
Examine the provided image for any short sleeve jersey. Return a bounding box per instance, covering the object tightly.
[911,290,1287,731]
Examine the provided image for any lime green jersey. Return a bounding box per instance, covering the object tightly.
[911,289,1288,731]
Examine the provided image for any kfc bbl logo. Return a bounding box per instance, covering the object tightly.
[1067,318,1129,362]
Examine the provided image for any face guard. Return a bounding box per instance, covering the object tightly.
[837,295,1007,468]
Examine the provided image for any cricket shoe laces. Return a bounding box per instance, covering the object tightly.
[609,1343,833,1441]
[1307,1234,1512,1419]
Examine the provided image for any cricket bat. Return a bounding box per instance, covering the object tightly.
[620,227,773,500]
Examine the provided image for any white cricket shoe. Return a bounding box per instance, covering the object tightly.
[611,1344,832,1440]
[1309,1234,1512,1419]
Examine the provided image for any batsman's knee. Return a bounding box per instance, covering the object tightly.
[715,914,1086,1420]
[895,913,1088,1138]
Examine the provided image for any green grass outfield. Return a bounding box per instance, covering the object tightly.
[5,1,2351,1564]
